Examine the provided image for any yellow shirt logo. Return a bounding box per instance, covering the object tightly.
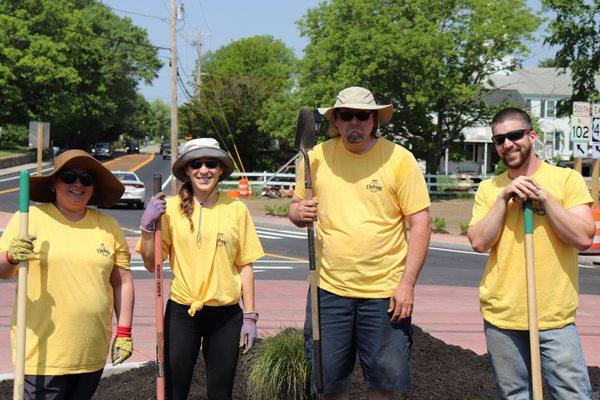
[97,243,111,257]
[216,232,227,246]
[366,179,383,192]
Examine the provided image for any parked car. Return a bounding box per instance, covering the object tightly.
[112,170,146,209]
[161,143,172,159]
[125,141,140,154]
[92,142,113,159]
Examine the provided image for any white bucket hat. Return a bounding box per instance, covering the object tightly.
[318,86,393,137]
[172,138,235,182]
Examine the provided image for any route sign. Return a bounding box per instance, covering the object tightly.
[28,121,50,149]
[573,101,591,116]
[571,115,592,142]
[573,142,588,158]
[593,103,600,117]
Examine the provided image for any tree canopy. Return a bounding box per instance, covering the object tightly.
[542,0,599,110]
[0,0,161,148]
[178,35,297,171]
[268,0,540,173]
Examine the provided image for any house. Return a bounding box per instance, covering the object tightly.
[441,68,600,175]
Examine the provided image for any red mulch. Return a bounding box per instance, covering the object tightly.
[1,325,598,399]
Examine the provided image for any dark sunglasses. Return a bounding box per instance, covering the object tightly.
[188,159,220,170]
[491,129,531,145]
[60,169,94,186]
[337,111,373,121]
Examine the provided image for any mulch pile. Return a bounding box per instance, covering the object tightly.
[2,325,598,399]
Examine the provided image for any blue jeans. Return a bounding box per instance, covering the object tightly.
[304,288,412,395]
[484,320,592,400]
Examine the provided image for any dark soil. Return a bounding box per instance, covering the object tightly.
[2,325,598,399]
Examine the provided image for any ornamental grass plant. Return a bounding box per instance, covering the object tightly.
[245,328,311,400]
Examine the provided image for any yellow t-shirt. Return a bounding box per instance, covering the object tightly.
[0,204,130,375]
[470,162,592,330]
[136,196,264,315]
[295,137,430,298]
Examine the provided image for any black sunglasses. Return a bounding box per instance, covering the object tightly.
[60,169,94,186]
[188,159,220,170]
[491,129,531,145]
[337,111,373,121]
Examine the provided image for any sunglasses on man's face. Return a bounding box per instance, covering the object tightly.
[491,129,532,145]
[337,111,373,121]
[60,169,94,186]
[188,159,220,170]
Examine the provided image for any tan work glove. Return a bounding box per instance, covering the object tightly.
[7,235,36,263]
[111,326,133,365]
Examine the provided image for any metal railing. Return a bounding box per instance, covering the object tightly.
[222,172,494,194]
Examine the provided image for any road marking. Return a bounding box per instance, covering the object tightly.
[0,187,18,195]
[0,167,53,183]
[130,153,155,172]
[257,234,282,239]
[162,174,173,191]
[257,227,307,236]
[263,252,307,263]
[256,229,306,239]
[429,246,488,256]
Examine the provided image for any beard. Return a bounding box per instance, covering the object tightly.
[501,144,531,169]
[346,132,365,143]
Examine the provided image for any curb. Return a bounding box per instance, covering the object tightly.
[0,362,149,382]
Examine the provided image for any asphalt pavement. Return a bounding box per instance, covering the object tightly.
[0,150,599,382]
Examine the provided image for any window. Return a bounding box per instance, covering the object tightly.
[553,131,561,151]
[545,100,556,117]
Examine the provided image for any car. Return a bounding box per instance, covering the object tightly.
[161,143,171,159]
[125,141,140,154]
[92,142,113,159]
[112,170,146,209]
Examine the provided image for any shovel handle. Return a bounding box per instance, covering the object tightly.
[152,173,165,400]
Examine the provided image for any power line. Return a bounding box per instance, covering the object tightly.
[109,7,167,22]
[0,10,171,52]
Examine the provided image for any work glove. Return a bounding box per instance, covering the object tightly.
[111,326,133,366]
[140,193,167,233]
[240,312,259,354]
[6,235,36,264]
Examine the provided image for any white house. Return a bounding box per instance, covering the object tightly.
[442,68,600,174]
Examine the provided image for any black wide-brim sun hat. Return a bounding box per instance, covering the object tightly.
[171,138,235,182]
[30,150,124,206]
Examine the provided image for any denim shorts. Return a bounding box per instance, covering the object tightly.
[304,288,413,394]
[484,320,592,400]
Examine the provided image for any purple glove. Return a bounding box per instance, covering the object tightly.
[140,193,166,233]
[240,312,259,354]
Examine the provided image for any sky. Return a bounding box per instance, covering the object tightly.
[101,0,556,104]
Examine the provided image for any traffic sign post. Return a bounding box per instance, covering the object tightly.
[28,121,50,177]
[592,104,600,206]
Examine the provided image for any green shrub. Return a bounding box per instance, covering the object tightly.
[494,160,508,175]
[432,217,448,233]
[0,124,28,147]
[459,222,469,236]
[264,203,289,217]
[245,328,310,400]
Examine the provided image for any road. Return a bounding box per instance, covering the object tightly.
[0,152,598,293]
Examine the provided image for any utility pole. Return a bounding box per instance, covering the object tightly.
[170,0,179,195]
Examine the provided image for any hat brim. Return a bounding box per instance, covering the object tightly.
[30,155,124,206]
[172,148,235,182]
[318,103,393,137]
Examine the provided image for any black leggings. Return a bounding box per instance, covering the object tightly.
[24,369,103,400]
[164,300,243,400]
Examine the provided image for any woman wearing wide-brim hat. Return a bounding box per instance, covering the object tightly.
[137,138,264,400]
[0,150,134,399]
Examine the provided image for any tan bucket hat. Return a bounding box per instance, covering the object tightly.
[171,138,235,182]
[30,150,124,206]
[318,86,393,137]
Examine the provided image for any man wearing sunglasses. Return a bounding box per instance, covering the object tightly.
[290,87,431,398]
[468,107,595,399]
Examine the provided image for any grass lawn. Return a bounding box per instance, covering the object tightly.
[0,149,26,158]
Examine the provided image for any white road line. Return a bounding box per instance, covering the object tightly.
[256,227,307,236]
[161,174,173,191]
[257,234,281,239]
[256,230,306,239]
[428,246,488,256]
[254,260,307,264]
[0,167,53,183]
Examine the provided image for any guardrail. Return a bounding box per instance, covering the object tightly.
[222,172,494,194]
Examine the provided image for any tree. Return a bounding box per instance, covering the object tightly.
[0,0,161,148]
[290,0,540,173]
[542,0,599,112]
[179,35,297,171]
[145,100,170,142]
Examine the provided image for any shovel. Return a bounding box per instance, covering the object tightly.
[153,174,165,400]
[294,107,323,393]
[13,171,29,400]
[524,200,543,399]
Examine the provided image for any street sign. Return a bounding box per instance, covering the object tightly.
[573,142,588,158]
[571,115,592,142]
[573,101,591,117]
[593,143,600,159]
[592,103,600,117]
[28,122,50,148]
